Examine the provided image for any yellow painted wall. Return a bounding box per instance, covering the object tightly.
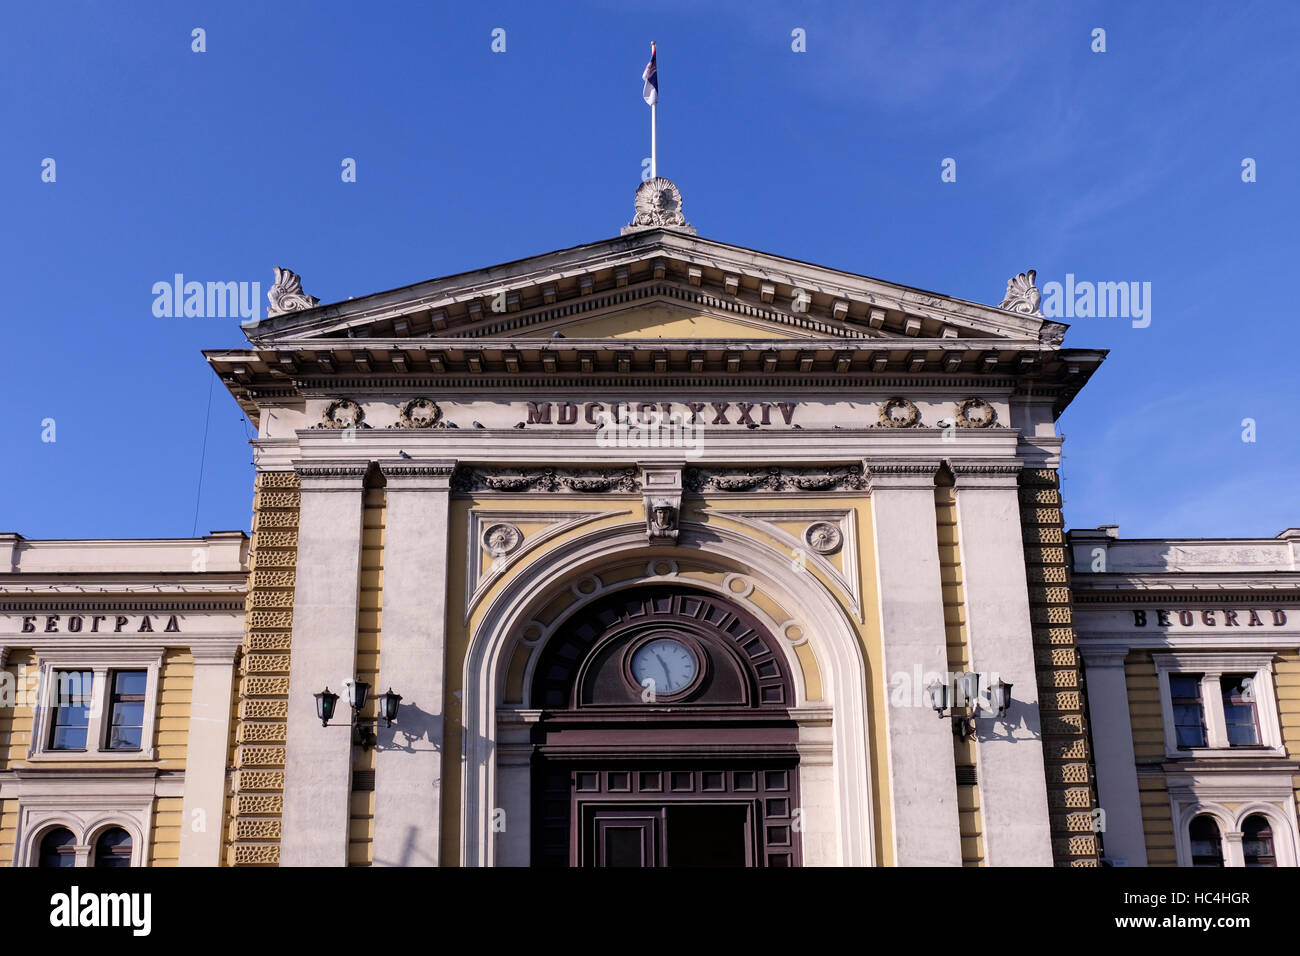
[1272,651,1300,844]
[0,799,16,866]
[1125,650,1176,864]
[156,649,192,771]
[149,796,183,866]
[518,306,796,340]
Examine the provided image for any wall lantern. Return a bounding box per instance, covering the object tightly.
[377,688,403,727]
[925,672,1014,741]
[314,687,339,727]
[315,679,402,750]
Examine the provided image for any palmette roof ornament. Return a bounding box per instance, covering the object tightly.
[998,269,1043,317]
[267,266,321,316]
[622,177,696,235]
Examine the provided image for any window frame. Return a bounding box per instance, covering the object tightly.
[1153,652,1285,759]
[1171,797,1299,868]
[29,651,162,762]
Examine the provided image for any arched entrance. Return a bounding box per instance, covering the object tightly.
[530,586,801,867]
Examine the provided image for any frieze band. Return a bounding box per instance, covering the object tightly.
[451,466,641,494]
[683,464,867,493]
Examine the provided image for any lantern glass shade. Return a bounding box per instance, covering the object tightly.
[346,679,371,711]
[314,688,339,726]
[990,678,1014,715]
[378,688,403,726]
[956,671,981,708]
[924,678,948,713]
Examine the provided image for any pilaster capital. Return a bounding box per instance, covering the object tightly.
[863,458,941,492]
[947,459,1023,490]
[1079,645,1131,669]
[188,638,244,664]
[293,460,370,492]
[379,459,457,492]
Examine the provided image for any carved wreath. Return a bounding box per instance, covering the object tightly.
[955,397,998,428]
[318,399,365,429]
[877,397,920,428]
[394,397,442,429]
[804,522,843,555]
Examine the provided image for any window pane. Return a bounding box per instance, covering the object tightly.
[107,725,143,750]
[1220,675,1260,747]
[1171,674,1206,749]
[110,701,144,727]
[106,670,146,752]
[1189,815,1224,867]
[1242,815,1275,867]
[94,827,132,868]
[112,670,147,697]
[49,670,93,751]
[39,828,76,868]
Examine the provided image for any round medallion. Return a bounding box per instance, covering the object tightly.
[482,523,522,557]
[804,521,843,555]
[629,637,698,695]
[878,397,919,428]
[398,397,442,429]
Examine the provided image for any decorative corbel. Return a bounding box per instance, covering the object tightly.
[640,464,683,544]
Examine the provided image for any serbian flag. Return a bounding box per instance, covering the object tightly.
[642,42,658,105]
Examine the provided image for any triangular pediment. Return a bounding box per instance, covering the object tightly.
[242,231,1062,347]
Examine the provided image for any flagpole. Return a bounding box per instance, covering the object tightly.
[650,40,658,179]
[651,101,657,179]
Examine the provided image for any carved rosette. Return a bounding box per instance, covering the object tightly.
[451,467,640,494]
[316,399,365,429]
[267,266,320,316]
[804,522,843,555]
[954,397,998,428]
[629,177,691,229]
[997,269,1044,317]
[876,397,920,428]
[482,523,522,557]
[684,464,865,494]
[391,397,442,429]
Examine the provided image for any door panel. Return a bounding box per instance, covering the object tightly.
[585,806,665,867]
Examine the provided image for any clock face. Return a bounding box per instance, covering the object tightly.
[630,637,697,695]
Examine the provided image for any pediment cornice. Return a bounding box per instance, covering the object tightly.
[243,231,1060,346]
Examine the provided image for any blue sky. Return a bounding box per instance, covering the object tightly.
[2,0,1296,540]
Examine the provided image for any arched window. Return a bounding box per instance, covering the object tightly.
[38,828,76,868]
[1189,815,1224,866]
[1242,815,1276,867]
[93,827,133,868]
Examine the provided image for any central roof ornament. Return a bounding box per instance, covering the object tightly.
[621,177,696,236]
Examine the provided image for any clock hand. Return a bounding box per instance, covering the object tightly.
[655,653,671,687]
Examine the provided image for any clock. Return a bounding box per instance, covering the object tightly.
[629,637,699,696]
